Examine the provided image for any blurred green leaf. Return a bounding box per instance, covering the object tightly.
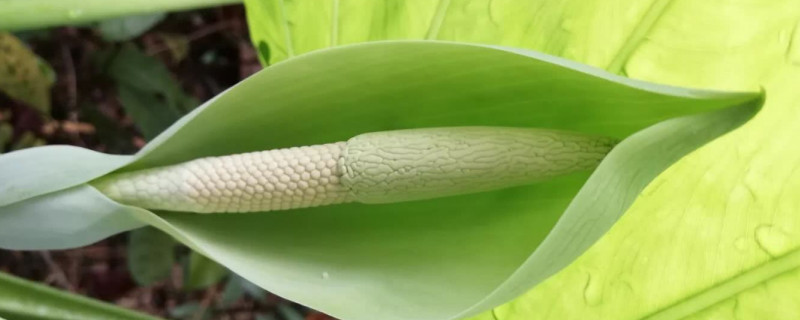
[98,13,165,42]
[0,0,241,31]
[127,226,177,286]
[105,44,195,139]
[217,275,246,308]
[12,30,52,42]
[116,84,182,140]
[10,131,44,150]
[0,32,52,114]
[254,313,277,320]
[0,122,12,151]
[239,276,268,301]
[276,304,304,320]
[184,251,228,291]
[0,271,161,320]
[168,302,209,320]
[79,102,137,154]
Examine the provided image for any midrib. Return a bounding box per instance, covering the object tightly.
[606,0,675,74]
[641,248,800,319]
[426,0,452,40]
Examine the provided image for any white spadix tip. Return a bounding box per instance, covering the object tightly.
[93,143,352,213]
[92,127,617,213]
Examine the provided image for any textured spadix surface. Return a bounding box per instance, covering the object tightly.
[94,127,616,213]
[0,42,761,320]
[94,142,351,213]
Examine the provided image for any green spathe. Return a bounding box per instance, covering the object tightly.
[0,41,762,320]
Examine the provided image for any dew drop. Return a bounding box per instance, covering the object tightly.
[321,271,330,280]
[67,8,84,19]
[582,272,603,306]
[754,224,792,257]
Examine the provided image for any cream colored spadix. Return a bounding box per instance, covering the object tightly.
[92,127,617,213]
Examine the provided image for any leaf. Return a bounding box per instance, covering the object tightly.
[10,131,45,150]
[0,145,130,206]
[168,301,210,320]
[0,185,144,250]
[0,32,53,114]
[239,275,268,301]
[104,44,194,139]
[477,2,800,320]
[0,41,762,319]
[255,313,278,320]
[184,251,228,291]
[276,304,304,320]
[248,0,800,319]
[0,122,12,151]
[0,271,161,320]
[0,0,241,31]
[217,275,246,308]
[98,13,166,42]
[127,226,177,286]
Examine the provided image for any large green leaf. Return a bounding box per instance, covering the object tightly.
[244,0,800,319]
[0,40,761,319]
[486,1,800,319]
[0,271,161,320]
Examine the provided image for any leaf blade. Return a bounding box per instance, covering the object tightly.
[0,271,161,320]
[0,185,144,250]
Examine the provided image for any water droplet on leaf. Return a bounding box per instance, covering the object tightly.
[754,224,792,257]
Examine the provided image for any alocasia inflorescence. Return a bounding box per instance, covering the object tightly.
[93,127,617,213]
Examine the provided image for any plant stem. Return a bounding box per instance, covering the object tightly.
[0,0,243,31]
